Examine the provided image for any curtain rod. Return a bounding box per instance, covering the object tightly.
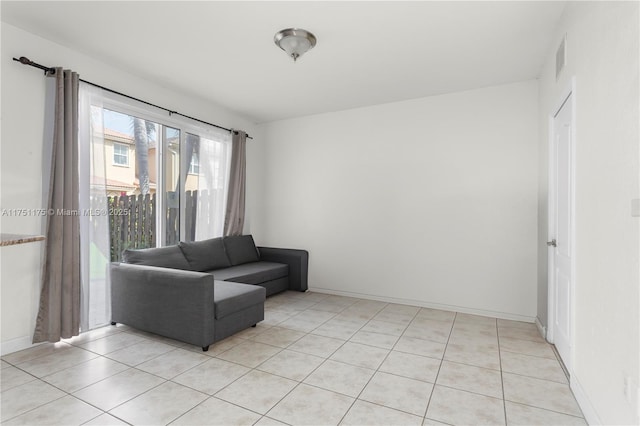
[12,56,253,140]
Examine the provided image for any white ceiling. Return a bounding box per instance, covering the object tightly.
[2,1,565,123]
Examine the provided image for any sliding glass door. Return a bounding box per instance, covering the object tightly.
[81,86,231,330]
[95,109,231,260]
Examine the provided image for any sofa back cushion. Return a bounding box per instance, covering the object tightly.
[178,237,231,271]
[223,235,260,266]
[122,245,191,270]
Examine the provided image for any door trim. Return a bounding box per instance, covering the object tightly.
[547,76,577,374]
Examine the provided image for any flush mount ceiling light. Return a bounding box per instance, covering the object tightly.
[274,28,317,62]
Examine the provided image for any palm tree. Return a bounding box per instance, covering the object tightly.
[132,117,154,195]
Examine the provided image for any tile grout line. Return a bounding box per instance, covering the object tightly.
[100,377,170,416]
[335,304,421,425]
[503,400,589,420]
[1,393,70,424]
[168,395,264,426]
[1,350,127,424]
[549,342,571,381]
[256,301,360,423]
[3,355,145,425]
[246,296,389,424]
[388,305,438,424]
[1,341,79,366]
[421,311,456,423]
[199,296,364,424]
[500,347,565,361]
[167,329,289,422]
[15,332,212,424]
[497,318,509,425]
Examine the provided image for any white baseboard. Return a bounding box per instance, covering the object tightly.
[1,335,40,356]
[571,373,602,425]
[309,286,536,323]
[535,317,547,340]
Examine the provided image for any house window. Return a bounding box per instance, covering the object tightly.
[113,142,129,166]
[188,153,200,175]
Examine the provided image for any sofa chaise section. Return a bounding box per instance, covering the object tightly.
[110,262,265,351]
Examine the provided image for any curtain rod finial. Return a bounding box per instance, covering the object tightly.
[13,56,56,75]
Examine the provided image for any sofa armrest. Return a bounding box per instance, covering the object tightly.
[257,247,308,292]
[110,263,216,348]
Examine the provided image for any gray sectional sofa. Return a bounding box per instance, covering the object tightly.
[109,235,308,351]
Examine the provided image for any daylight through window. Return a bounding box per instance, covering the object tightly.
[90,103,232,261]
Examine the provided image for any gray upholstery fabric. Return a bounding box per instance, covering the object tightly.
[110,263,216,348]
[110,263,265,348]
[209,262,288,285]
[214,281,265,319]
[215,303,264,341]
[110,241,308,349]
[260,277,290,297]
[123,246,192,270]
[179,237,231,271]
[258,247,309,292]
[223,235,260,265]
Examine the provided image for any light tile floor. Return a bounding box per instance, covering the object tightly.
[1,291,586,425]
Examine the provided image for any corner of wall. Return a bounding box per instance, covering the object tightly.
[535,317,547,340]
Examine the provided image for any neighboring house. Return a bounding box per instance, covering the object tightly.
[97,128,199,196]
[100,128,146,196]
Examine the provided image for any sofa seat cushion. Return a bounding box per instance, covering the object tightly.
[214,281,265,320]
[208,262,289,285]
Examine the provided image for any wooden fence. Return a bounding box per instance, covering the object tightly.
[108,193,157,261]
[107,190,221,261]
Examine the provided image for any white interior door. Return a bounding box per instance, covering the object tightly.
[549,90,574,371]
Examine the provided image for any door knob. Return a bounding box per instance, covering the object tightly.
[547,239,557,247]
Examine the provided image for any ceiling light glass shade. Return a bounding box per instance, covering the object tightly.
[274,28,317,62]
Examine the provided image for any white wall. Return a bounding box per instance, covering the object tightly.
[537,2,639,424]
[260,81,539,320]
[0,23,263,354]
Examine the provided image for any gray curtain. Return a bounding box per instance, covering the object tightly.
[224,130,247,236]
[33,68,81,343]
